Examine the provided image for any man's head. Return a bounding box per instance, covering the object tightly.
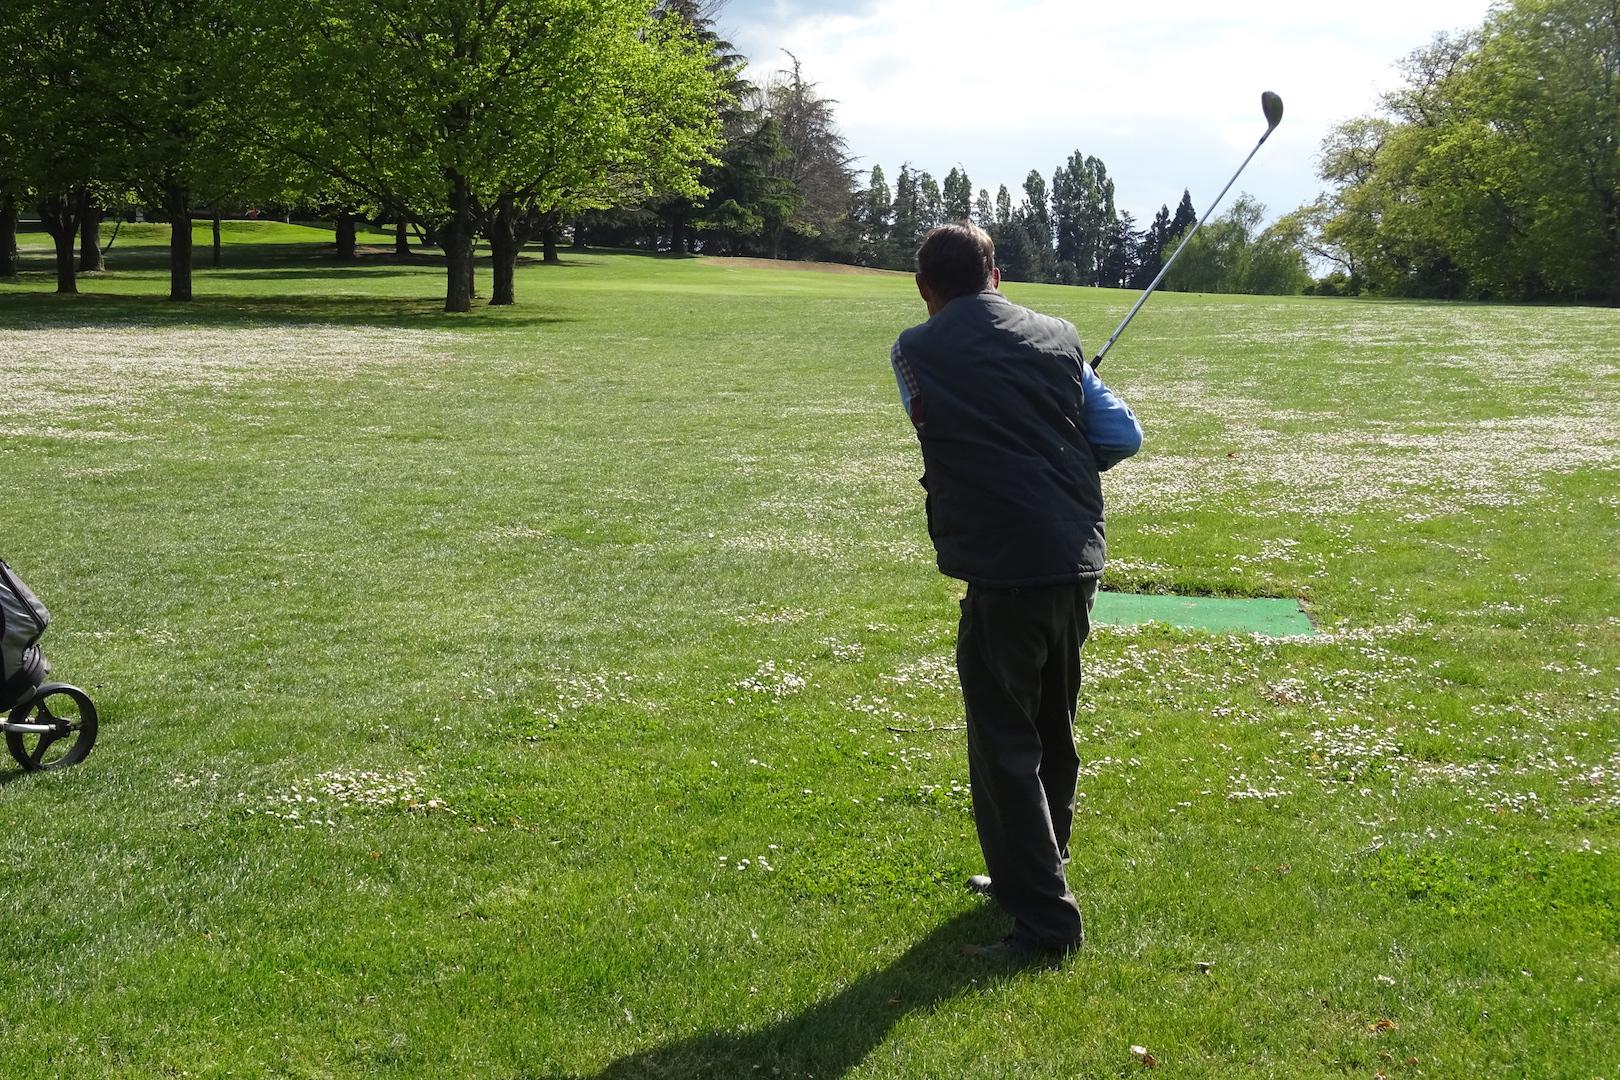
[915,220,1000,316]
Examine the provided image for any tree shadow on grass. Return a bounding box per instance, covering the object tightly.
[554,906,1026,1080]
[0,290,577,330]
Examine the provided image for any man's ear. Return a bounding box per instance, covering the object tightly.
[916,273,943,314]
[990,267,1002,290]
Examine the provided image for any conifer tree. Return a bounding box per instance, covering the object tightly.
[943,167,972,221]
[1131,203,1173,289]
[1171,190,1197,239]
[974,187,993,229]
[918,172,944,232]
[889,165,920,267]
[853,165,892,266]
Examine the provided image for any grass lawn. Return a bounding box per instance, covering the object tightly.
[1,228,1617,1078]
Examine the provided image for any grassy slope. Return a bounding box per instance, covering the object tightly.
[0,242,1616,1078]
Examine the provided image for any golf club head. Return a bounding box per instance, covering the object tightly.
[1262,91,1284,131]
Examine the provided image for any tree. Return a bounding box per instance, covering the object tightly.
[1170,190,1197,239]
[1051,152,1117,286]
[851,165,892,266]
[918,172,944,234]
[888,165,921,268]
[1,194,17,278]
[695,116,799,255]
[648,1,747,256]
[0,0,115,294]
[1301,0,1620,302]
[264,0,725,311]
[1163,194,1310,295]
[1017,170,1058,282]
[943,167,972,221]
[1130,203,1172,289]
[1099,210,1138,289]
[974,187,993,230]
[756,54,856,259]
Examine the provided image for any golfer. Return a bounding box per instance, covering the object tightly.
[890,221,1142,961]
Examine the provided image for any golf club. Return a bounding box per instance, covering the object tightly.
[1091,91,1284,370]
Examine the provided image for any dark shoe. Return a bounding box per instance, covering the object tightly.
[966,874,994,897]
[962,933,1080,962]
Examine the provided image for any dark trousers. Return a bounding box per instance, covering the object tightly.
[956,578,1097,948]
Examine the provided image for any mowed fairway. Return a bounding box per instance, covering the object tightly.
[1,232,1617,1078]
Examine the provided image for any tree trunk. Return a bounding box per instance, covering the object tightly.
[487,195,519,306]
[671,215,687,255]
[443,174,475,313]
[542,227,559,264]
[37,191,82,294]
[78,196,105,273]
[1,196,17,277]
[572,220,587,249]
[395,217,410,258]
[165,180,193,301]
[335,212,356,259]
[212,208,223,267]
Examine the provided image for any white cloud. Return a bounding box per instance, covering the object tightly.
[721,0,1494,221]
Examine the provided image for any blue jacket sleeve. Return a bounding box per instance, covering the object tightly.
[1079,361,1142,471]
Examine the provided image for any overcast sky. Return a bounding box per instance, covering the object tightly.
[716,0,1496,225]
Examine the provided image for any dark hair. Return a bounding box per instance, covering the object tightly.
[916,220,996,300]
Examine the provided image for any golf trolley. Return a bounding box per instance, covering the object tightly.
[1,559,98,772]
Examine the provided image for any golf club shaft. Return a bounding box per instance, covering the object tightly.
[1091,127,1275,370]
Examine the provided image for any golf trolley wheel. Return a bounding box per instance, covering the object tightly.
[6,683,98,772]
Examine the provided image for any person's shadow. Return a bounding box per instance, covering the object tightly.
[565,906,1024,1079]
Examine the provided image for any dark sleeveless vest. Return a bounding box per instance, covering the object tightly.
[895,291,1106,587]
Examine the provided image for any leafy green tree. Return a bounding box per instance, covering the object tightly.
[648,1,747,255]
[974,187,993,230]
[1303,0,1620,301]
[264,0,724,311]
[97,0,279,299]
[0,1,115,293]
[1163,194,1310,295]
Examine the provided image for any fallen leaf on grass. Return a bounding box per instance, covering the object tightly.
[1129,1045,1158,1067]
[1369,1018,1398,1032]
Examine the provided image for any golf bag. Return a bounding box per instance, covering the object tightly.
[0,558,49,711]
[0,558,98,771]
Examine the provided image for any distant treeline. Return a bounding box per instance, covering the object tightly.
[5,0,1607,305]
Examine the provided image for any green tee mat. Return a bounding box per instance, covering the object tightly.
[1091,592,1315,637]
